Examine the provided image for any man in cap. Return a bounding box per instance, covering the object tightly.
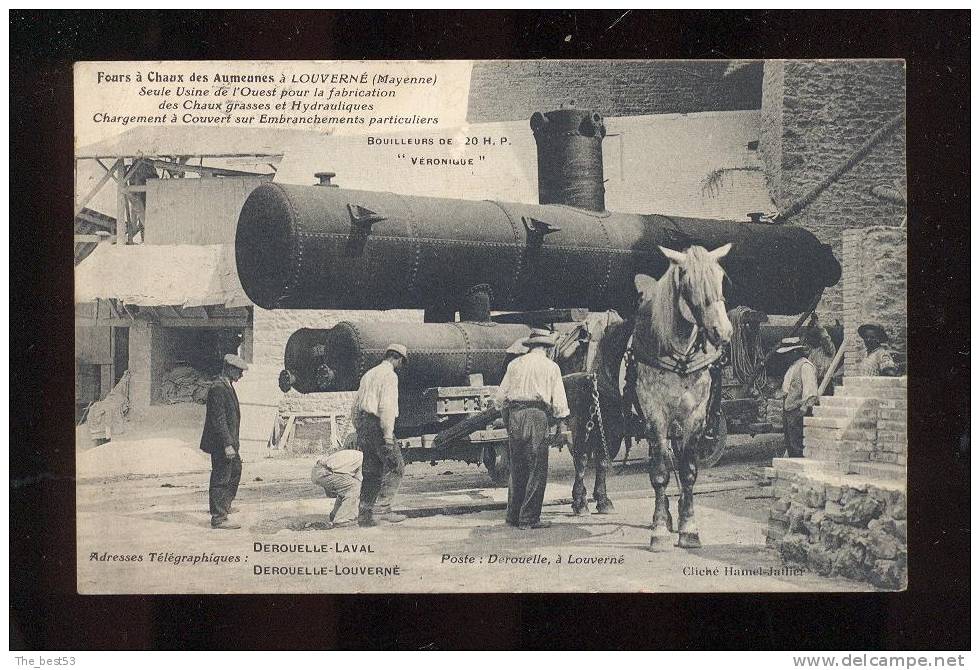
[777,337,818,458]
[200,354,248,529]
[495,328,570,530]
[352,343,408,527]
[858,324,899,377]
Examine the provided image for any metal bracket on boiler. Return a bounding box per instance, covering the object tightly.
[522,216,561,245]
[345,203,387,256]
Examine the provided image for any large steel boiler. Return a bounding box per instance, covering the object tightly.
[241,106,842,482]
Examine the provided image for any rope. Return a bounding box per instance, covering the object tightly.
[728,306,765,393]
[777,113,905,222]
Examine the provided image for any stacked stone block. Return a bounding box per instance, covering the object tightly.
[768,375,907,589]
[842,227,908,377]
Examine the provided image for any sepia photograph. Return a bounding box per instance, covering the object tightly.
[71,58,910,594]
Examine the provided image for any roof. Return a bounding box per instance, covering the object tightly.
[74,244,249,307]
[75,126,324,159]
[74,208,116,266]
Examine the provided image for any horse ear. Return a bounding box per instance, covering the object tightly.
[658,245,686,264]
[709,242,733,259]
[634,274,657,301]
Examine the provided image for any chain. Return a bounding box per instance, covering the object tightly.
[582,373,609,459]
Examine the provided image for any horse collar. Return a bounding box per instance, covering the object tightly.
[631,325,722,377]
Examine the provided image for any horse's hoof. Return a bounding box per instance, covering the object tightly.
[595,500,616,515]
[677,532,702,549]
[648,531,673,551]
[572,504,590,516]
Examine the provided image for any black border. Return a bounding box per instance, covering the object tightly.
[10,10,970,650]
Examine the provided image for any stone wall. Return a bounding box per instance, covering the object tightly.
[842,227,908,377]
[760,60,906,322]
[768,462,907,590]
[767,375,907,590]
[467,60,762,123]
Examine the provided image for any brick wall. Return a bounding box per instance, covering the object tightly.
[842,227,908,376]
[760,60,906,324]
[467,60,762,123]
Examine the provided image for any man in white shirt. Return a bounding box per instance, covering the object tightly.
[777,337,819,458]
[351,344,408,527]
[495,328,570,530]
[311,448,364,528]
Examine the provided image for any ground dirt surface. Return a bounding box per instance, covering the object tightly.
[77,431,872,593]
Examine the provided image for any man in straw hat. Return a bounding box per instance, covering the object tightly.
[200,353,248,529]
[495,328,570,530]
[352,343,408,527]
[777,337,818,458]
[858,323,899,377]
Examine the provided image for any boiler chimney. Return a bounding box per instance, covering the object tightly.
[530,103,606,212]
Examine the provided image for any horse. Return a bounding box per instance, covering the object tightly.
[553,310,631,516]
[555,244,733,549]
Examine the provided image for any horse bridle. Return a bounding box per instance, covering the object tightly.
[675,267,727,353]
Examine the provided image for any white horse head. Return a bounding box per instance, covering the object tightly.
[636,244,733,348]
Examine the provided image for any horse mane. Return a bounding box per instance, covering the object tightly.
[644,246,725,352]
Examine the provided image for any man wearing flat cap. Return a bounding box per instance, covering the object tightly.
[352,343,408,527]
[777,337,818,458]
[495,328,570,530]
[858,324,899,377]
[200,354,248,529]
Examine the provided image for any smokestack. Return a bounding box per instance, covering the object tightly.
[530,104,606,211]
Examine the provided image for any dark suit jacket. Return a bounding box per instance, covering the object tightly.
[200,378,241,455]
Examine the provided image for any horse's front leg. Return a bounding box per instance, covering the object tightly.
[592,427,615,514]
[648,427,674,550]
[676,432,702,549]
[570,418,590,515]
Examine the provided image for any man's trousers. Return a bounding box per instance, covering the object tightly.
[355,414,405,518]
[312,464,362,524]
[505,405,551,526]
[782,408,805,458]
[209,452,242,526]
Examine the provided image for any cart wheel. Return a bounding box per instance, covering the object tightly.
[699,414,728,468]
[484,443,510,487]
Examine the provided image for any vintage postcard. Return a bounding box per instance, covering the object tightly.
[74,59,907,594]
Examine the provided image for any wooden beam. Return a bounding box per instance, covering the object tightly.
[144,158,274,178]
[115,161,127,244]
[74,234,105,244]
[75,211,115,229]
[75,157,122,217]
[184,306,210,319]
[160,305,182,319]
[155,317,249,328]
